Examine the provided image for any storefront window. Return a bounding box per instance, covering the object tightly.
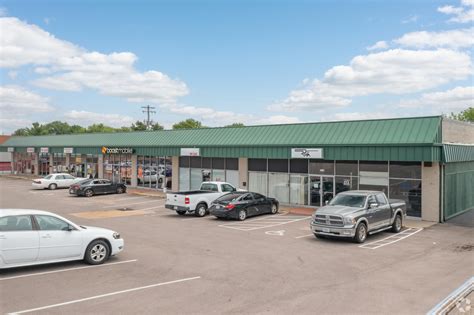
[336,161,358,176]
[248,172,267,196]
[389,162,421,179]
[359,161,388,172]
[335,176,358,193]
[268,173,289,204]
[309,160,334,175]
[290,159,308,174]
[248,159,267,172]
[53,153,67,173]
[290,175,308,205]
[268,159,288,173]
[389,179,421,217]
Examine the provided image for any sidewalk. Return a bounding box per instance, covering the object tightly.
[0,173,36,180]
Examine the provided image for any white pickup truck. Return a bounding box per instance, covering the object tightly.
[165,182,239,217]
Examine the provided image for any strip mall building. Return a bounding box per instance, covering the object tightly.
[1,116,473,222]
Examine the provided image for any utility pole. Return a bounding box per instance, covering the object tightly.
[141,105,156,129]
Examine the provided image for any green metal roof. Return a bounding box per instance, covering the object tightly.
[443,144,474,163]
[1,116,442,148]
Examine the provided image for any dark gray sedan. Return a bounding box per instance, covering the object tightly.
[69,179,127,197]
[209,192,279,221]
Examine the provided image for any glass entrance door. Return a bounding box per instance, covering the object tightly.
[309,176,335,207]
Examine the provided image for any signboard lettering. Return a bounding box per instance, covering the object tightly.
[27,147,35,153]
[40,147,49,154]
[7,147,14,152]
[291,148,323,159]
[180,148,200,156]
[64,147,74,154]
[101,147,134,154]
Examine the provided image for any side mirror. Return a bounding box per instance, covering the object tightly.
[325,200,329,205]
[369,203,379,209]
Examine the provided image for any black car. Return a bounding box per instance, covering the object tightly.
[69,179,127,197]
[209,192,279,221]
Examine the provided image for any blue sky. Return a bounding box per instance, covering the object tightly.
[0,0,472,133]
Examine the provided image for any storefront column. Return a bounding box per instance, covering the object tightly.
[238,157,248,190]
[49,154,54,174]
[10,152,15,174]
[98,154,104,178]
[131,154,137,187]
[65,153,70,171]
[171,156,179,192]
[33,153,39,176]
[421,162,440,222]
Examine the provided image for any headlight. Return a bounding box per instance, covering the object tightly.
[344,217,356,225]
[113,232,121,239]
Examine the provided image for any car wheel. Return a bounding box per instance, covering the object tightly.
[85,189,94,197]
[195,203,207,217]
[238,209,247,221]
[353,222,367,243]
[270,203,278,214]
[84,240,110,265]
[48,183,57,190]
[177,210,186,215]
[391,214,402,233]
[116,187,124,194]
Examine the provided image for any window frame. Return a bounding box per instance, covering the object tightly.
[33,215,74,231]
[0,215,35,232]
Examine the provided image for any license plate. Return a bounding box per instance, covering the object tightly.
[69,189,73,193]
[174,206,178,210]
[216,205,221,209]
[323,228,330,233]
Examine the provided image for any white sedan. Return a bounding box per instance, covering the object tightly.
[0,209,124,269]
[32,173,87,190]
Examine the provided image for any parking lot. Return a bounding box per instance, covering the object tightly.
[1,176,473,314]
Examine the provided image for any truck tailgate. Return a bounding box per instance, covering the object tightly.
[166,193,187,207]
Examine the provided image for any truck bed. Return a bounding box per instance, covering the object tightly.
[168,190,216,195]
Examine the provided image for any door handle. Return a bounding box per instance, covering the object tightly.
[0,235,6,239]
[42,234,52,238]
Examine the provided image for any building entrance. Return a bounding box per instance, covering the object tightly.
[310,175,335,207]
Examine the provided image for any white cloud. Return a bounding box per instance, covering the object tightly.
[438,0,474,23]
[0,17,189,103]
[271,49,472,112]
[366,41,389,51]
[329,112,398,121]
[7,71,18,79]
[0,118,33,134]
[398,86,473,111]
[64,110,136,127]
[402,15,419,24]
[252,115,302,125]
[394,28,474,49]
[0,85,54,114]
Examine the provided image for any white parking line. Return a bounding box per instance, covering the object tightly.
[359,228,423,249]
[295,234,314,239]
[0,259,138,281]
[9,276,201,314]
[219,214,310,231]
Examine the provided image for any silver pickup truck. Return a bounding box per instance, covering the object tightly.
[310,190,406,243]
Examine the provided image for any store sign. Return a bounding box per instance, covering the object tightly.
[101,146,134,154]
[291,148,323,159]
[7,147,14,152]
[27,147,35,153]
[40,147,49,154]
[180,148,200,156]
[64,147,74,154]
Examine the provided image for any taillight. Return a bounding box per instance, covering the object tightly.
[225,203,235,210]
[185,197,190,205]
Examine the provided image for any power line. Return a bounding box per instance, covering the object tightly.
[141,105,156,129]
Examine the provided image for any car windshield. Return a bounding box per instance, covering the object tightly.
[215,193,242,202]
[329,194,367,208]
[44,175,53,180]
[201,183,218,191]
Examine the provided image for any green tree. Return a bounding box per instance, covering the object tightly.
[131,121,148,131]
[86,123,117,133]
[13,128,29,136]
[449,107,474,122]
[150,123,163,130]
[172,118,204,129]
[224,123,245,128]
